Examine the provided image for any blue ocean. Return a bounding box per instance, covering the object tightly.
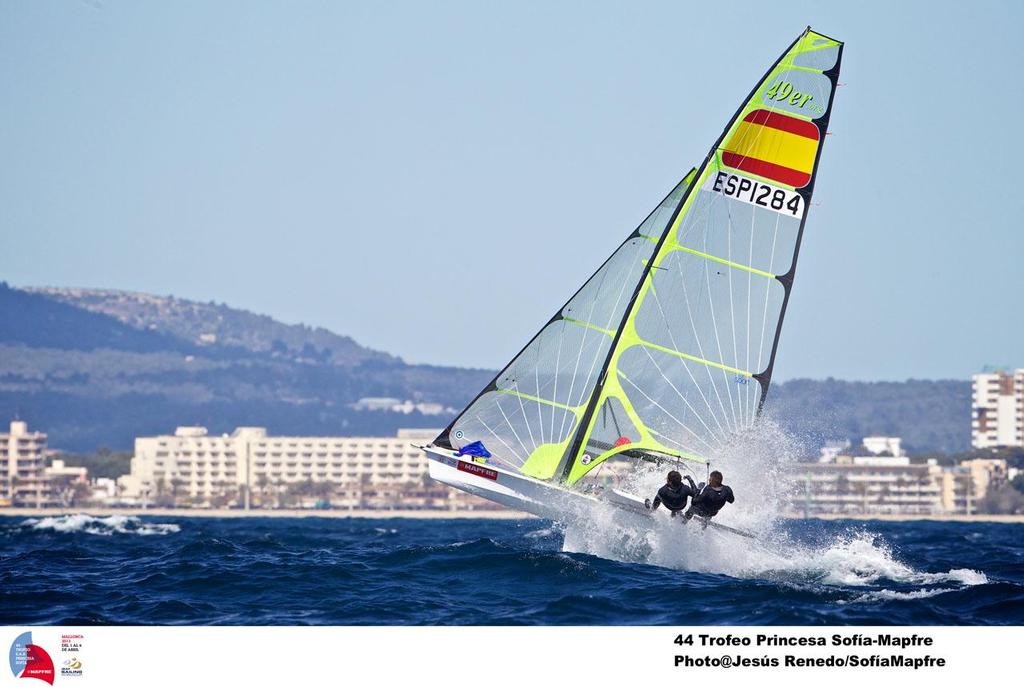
[1,514,1021,625]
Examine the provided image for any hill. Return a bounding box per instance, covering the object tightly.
[764,378,971,456]
[25,286,394,366]
[0,284,491,451]
[0,284,973,455]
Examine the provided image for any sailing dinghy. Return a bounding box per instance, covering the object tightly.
[422,27,843,528]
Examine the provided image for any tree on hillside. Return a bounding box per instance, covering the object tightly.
[255,473,269,507]
[52,448,133,480]
[1011,474,1024,493]
[979,485,1024,515]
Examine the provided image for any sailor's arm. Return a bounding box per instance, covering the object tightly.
[725,486,735,503]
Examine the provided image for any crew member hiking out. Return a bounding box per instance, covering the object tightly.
[645,470,697,517]
[685,470,734,524]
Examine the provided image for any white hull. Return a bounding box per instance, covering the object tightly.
[423,445,759,544]
[423,445,650,523]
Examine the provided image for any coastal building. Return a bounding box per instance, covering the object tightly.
[44,459,89,506]
[91,477,120,503]
[940,458,1009,515]
[1,421,54,507]
[862,436,905,457]
[351,397,450,415]
[118,427,499,511]
[790,456,945,516]
[790,437,1008,516]
[818,440,851,463]
[972,368,1024,449]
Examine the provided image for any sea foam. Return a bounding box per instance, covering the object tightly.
[21,514,180,536]
[558,420,987,594]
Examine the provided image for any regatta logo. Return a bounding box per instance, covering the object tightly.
[61,656,83,677]
[764,79,823,114]
[456,460,498,481]
[8,632,55,685]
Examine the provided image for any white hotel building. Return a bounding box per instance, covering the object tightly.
[0,421,88,507]
[119,426,494,510]
[972,369,1024,449]
[790,436,1009,516]
[1,420,50,506]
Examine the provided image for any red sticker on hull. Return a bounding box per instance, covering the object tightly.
[457,461,498,481]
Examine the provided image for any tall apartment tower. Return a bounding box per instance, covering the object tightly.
[972,369,1024,449]
[0,420,50,506]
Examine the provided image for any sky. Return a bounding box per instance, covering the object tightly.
[1,0,1022,381]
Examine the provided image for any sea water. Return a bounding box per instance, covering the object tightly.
[1,513,1021,625]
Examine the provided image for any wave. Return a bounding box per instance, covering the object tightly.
[555,420,988,597]
[21,514,180,536]
[1,514,1016,625]
[558,504,987,596]
[752,533,988,588]
[843,588,954,604]
[524,526,559,540]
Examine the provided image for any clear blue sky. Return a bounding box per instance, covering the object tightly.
[2,0,1021,380]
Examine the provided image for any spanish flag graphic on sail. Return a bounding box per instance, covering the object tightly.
[722,109,820,188]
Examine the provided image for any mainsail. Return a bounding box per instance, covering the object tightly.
[436,27,842,486]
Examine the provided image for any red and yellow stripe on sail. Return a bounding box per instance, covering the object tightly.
[722,109,820,188]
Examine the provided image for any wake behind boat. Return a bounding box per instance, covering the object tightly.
[423,27,843,536]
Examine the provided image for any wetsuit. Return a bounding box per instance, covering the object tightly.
[686,483,735,519]
[649,479,696,517]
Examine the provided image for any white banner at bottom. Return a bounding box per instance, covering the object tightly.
[2,626,1020,687]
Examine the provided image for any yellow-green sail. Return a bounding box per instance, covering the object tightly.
[436,27,843,486]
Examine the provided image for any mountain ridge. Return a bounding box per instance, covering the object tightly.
[24,286,399,367]
[0,284,972,454]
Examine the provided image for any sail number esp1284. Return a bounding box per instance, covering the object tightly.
[705,171,805,219]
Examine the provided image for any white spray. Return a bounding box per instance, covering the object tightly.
[558,421,987,594]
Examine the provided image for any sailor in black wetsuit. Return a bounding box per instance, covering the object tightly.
[685,470,735,525]
[645,470,697,518]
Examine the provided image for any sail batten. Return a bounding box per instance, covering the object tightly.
[439,27,842,487]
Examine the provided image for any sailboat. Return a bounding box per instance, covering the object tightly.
[422,27,843,524]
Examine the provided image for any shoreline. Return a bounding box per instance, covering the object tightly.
[0,507,535,520]
[1,507,1022,523]
[782,512,1024,524]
